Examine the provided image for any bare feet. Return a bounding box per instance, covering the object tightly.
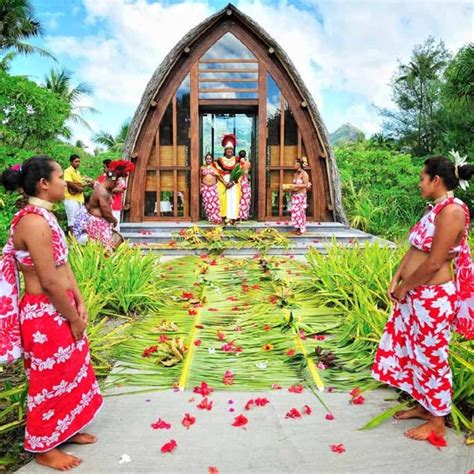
[394,405,430,420]
[68,432,97,445]
[405,417,445,441]
[36,449,82,471]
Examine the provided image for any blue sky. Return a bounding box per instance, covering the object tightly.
[10,0,473,151]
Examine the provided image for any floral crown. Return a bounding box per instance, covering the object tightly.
[448,150,470,191]
[109,160,135,178]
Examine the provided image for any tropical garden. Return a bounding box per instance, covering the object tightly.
[0,1,473,471]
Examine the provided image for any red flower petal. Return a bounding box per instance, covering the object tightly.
[217,331,225,341]
[181,413,196,430]
[271,383,282,390]
[194,339,202,346]
[208,468,219,474]
[151,418,171,430]
[232,414,248,427]
[251,284,261,290]
[159,334,168,343]
[427,431,447,449]
[349,387,362,397]
[303,405,312,415]
[286,349,296,356]
[351,395,365,405]
[196,397,213,411]
[263,325,272,331]
[330,443,345,454]
[143,345,158,358]
[193,382,213,397]
[231,306,240,311]
[188,309,198,316]
[325,413,335,421]
[245,399,254,411]
[285,408,302,419]
[227,296,238,301]
[254,397,270,407]
[161,439,177,453]
[269,295,278,304]
[182,292,194,299]
[208,308,219,312]
[223,370,235,385]
[288,384,304,394]
[195,324,204,329]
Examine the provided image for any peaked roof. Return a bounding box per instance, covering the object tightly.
[123,3,346,223]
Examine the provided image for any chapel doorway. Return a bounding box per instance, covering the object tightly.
[200,110,257,220]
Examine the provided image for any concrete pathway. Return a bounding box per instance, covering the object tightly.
[18,387,472,474]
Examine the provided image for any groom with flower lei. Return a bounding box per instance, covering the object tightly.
[212,134,242,225]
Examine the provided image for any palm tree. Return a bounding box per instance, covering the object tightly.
[93,120,130,152]
[44,67,98,132]
[0,0,55,59]
[0,51,17,72]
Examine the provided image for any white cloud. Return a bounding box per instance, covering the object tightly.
[43,0,473,140]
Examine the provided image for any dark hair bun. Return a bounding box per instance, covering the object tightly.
[0,168,22,192]
[458,164,474,181]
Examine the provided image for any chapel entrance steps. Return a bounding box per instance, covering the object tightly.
[120,221,394,256]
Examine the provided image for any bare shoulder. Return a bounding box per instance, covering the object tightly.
[438,203,465,220]
[15,213,50,233]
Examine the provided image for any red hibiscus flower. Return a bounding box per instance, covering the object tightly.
[188,309,198,316]
[0,296,14,315]
[330,443,345,454]
[254,397,270,407]
[325,413,335,421]
[221,341,242,353]
[143,345,158,358]
[245,399,254,411]
[286,349,295,356]
[151,418,171,429]
[182,291,194,299]
[193,382,213,397]
[232,414,248,427]
[223,370,235,385]
[197,397,213,411]
[159,334,168,343]
[427,431,447,450]
[285,408,302,419]
[217,331,225,341]
[181,413,196,430]
[161,439,177,453]
[349,387,362,397]
[263,325,272,331]
[288,384,304,394]
[303,405,312,415]
[271,383,282,390]
[208,468,219,474]
[194,339,202,346]
[351,395,365,405]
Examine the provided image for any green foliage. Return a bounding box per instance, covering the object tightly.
[335,143,425,238]
[379,37,450,155]
[0,72,71,148]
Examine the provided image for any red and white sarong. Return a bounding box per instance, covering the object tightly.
[239,174,251,220]
[201,184,222,224]
[290,193,307,233]
[21,290,103,452]
[372,282,457,416]
[86,215,114,250]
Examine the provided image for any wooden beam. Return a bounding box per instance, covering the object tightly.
[190,63,200,221]
[199,78,257,83]
[278,95,285,217]
[199,99,258,106]
[257,62,267,220]
[199,59,258,63]
[172,95,178,216]
[297,128,302,158]
[199,88,258,93]
[199,68,258,74]
[155,128,160,217]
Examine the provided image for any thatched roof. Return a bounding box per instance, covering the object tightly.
[123,3,346,223]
